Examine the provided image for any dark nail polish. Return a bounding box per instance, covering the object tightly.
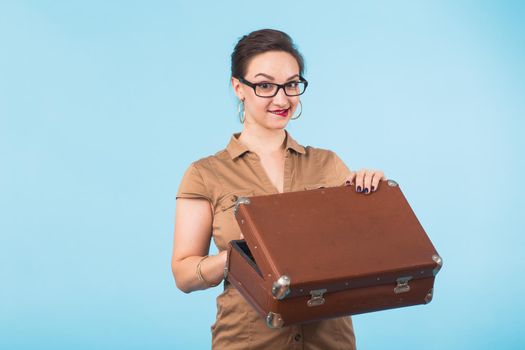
[364,188,369,194]
[345,181,352,186]
[356,186,362,192]
[371,186,375,191]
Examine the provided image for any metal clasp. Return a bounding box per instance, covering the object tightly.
[307,288,327,307]
[394,276,412,294]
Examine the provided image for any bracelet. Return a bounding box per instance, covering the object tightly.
[196,255,220,287]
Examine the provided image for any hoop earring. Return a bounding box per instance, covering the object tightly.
[291,101,302,120]
[237,100,245,123]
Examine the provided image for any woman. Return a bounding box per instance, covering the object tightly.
[172,29,385,349]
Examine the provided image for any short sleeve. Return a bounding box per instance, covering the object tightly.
[176,163,212,202]
[332,151,352,185]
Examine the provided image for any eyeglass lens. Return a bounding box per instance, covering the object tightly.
[255,82,306,97]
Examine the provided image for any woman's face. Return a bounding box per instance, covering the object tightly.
[232,51,301,130]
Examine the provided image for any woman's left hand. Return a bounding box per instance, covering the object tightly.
[345,169,386,194]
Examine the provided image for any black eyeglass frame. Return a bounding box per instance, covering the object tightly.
[238,76,309,98]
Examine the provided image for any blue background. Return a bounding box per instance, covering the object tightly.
[1,1,524,349]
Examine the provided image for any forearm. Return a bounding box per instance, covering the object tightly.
[172,250,228,293]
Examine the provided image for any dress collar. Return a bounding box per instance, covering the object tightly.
[226,130,306,160]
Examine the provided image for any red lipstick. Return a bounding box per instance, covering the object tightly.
[269,108,289,117]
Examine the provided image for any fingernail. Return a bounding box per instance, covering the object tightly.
[371,186,375,191]
[356,186,362,192]
[345,181,352,186]
[364,188,369,194]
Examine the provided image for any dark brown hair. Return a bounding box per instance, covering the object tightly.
[231,29,305,79]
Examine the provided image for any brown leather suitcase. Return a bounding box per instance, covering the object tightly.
[225,180,443,328]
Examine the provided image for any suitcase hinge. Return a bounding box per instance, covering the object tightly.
[394,276,412,294]
[307,288,327,307]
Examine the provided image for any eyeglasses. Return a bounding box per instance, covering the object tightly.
[239,76,308,98]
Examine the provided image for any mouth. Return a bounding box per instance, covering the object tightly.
[268,108,290,117]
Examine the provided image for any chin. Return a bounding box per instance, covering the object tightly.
[250,114,290,129]
[267,117,290,127]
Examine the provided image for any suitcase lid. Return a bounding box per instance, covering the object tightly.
[233,180,442,299]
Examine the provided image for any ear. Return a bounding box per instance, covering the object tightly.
[231,77,244,101]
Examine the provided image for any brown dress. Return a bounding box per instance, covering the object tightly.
[176,130,357,350]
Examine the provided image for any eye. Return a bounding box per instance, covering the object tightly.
[257,82,273,90]
[286,81,299,88]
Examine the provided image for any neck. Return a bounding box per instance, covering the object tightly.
[238,125,287,156]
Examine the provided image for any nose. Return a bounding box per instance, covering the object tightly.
[272,86,289,106]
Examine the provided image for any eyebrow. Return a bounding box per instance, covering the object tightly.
[253,73,300,81]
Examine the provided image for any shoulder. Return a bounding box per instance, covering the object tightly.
[188,148,229,173]
[182,147,234,190]
[177,149,229,201]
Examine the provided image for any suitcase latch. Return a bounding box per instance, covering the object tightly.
[394,276,412,294]
[307,288,327,307]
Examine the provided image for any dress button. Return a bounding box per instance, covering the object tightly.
[294,334,302,341]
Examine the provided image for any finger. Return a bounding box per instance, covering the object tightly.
[371,171,385,192]
[344,172,357,186]
[363,170,373,194]
[355,169,365,192]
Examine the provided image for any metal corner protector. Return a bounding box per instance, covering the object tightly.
[424,288,434,304]
[271,275,291,300]
[233,197,251,216]
[266,312,284,328]
[432,254,443,276]
[387,179,399,187]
